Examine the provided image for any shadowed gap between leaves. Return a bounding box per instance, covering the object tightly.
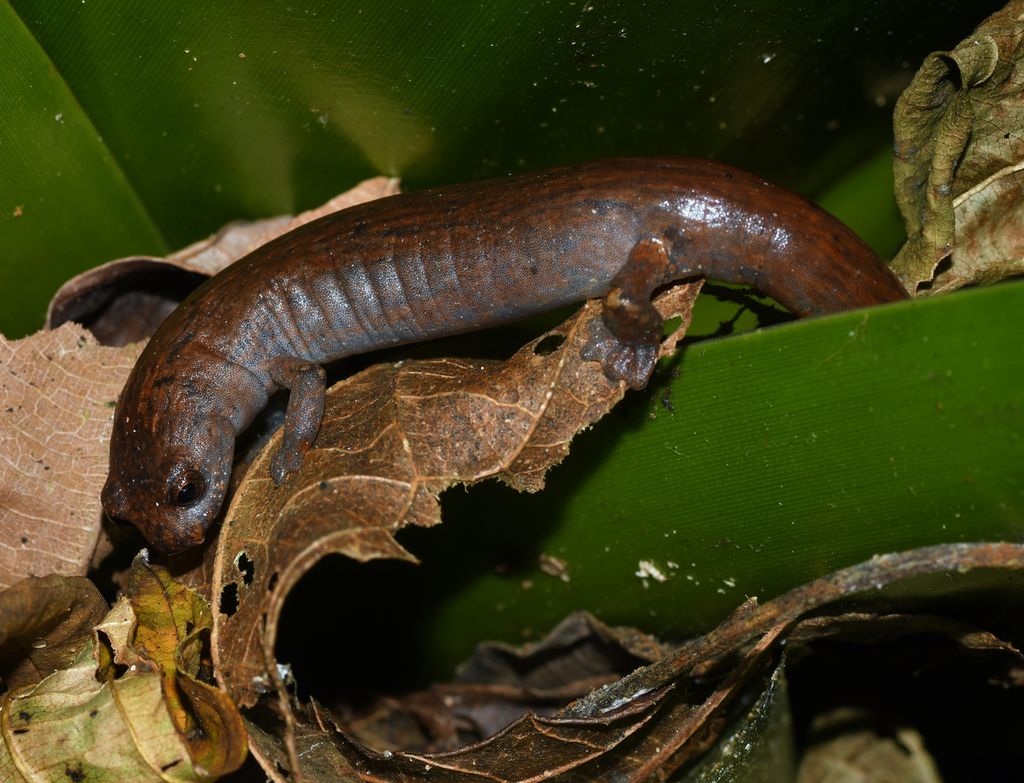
[270,403,649,706]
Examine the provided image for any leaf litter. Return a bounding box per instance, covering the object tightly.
[1,62,1023,775]
[0,555,246,781]
[238,543,1023,783]
[892,0,1024,293]
[0,573,108,690]
[0,324,137,590]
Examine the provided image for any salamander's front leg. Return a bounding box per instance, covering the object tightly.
[266,355,327,484]
[582,237,673,389]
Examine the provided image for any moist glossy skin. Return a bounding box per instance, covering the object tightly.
[101,157,909,554]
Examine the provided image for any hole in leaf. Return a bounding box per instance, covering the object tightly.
[219,582,239,617]
[915,255,953,294]
[533,334,565,356]
[236,551,255,586]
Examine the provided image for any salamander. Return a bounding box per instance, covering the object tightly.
[100,157,909,554]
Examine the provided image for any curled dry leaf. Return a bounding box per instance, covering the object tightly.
[892,1,1024,293]
[209,282,702,711]
[570,542,1024,718]
[121,554,248,775]
[0,574,108,691]
[787,611,1023,655]
[241,543,1022,783]
[245,711,364,783]
[0,554,246,781]
[660,648,796,783]
[455,609,673,692]
[0,324,136,590]
[0,640,189,783]
[244,624,780,783]
[347,611,674,752]
[246,684,671,783]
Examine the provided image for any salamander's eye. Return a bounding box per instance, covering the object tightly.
[171,469,205,507]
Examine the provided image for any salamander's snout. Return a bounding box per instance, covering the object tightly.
[100,472,209,555]
[140,519,208,556]
[100,475,130,524]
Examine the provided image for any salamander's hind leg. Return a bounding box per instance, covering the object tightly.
[582,237,673,390]
[266,355,327,484]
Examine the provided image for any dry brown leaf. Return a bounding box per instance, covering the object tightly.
[247,684,671,783]
[787,611,1023,655]
[208,282,702,712]
[348,611,674,752]
[455,609,673,691]
[0,324,136,590]
[0,574,108,690]
[232,540,1022,782]
[572,543,1024,718]
[892,1,1024,293]
[669,648,795,783]
[245,709,363,783]
[245,625,780,783]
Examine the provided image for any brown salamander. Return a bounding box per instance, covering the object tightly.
[101,157,909,554]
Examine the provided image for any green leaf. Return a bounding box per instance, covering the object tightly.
[0,3,167,339]
[2,0,996,337]
[7,0,1014,696]
[287,280,1021,683]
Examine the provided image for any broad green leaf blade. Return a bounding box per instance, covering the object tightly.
[3,0,1000,337]
[371,280,1022,677]
[0,3,166,339]
[817,145,909,261]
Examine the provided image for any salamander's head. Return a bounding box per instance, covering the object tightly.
[101,378,235,555]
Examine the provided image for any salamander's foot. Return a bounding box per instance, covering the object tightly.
[270,444,307,485]
[581,236,670,388]
[582,318,658,389]
[266,355,327,485]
